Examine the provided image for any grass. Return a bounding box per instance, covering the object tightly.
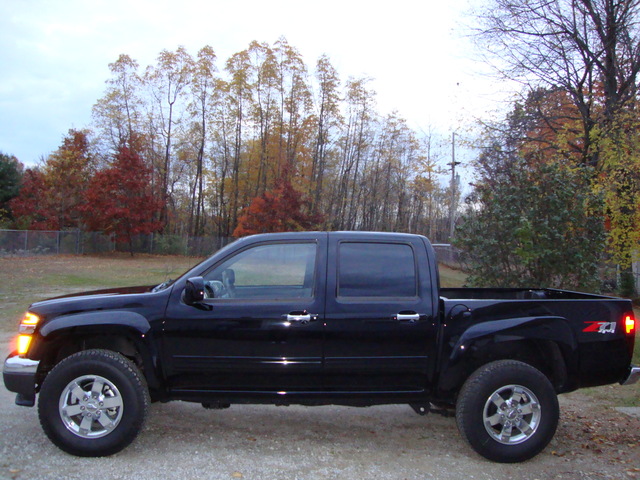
[0,254,203,334]
[439,264,468,288]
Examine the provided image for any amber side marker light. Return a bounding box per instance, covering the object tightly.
[625,315,636,335]
[17,335,32,355]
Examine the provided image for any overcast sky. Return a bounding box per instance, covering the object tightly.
[0,0,509,169]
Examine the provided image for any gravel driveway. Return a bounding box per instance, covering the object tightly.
[1,345,639,480]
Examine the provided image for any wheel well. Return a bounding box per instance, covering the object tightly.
[468,340,567,389]
[437,339,568,402]
[40,334,143,379]
[55,335,142,367]
[36,331,166,399]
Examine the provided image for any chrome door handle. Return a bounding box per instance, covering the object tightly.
[286,312,315,324]
[396,313,420,323]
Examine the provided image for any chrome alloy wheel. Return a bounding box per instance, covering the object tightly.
[58,374,124,439]
[483,384,541,445]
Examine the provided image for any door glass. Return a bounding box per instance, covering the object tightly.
[204,243,316,299]
[338,242,417,298]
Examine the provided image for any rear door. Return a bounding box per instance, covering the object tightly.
[324,233,438,393]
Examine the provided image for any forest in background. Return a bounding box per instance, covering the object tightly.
[0,38,456,246]
[2,0,640,294]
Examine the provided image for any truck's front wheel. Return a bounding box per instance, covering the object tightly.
[38,349,150,456]
[455,360,559,463]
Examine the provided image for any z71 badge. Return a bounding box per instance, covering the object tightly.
[583,321,617,334]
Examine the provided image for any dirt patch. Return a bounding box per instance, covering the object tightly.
[553,393,640,475]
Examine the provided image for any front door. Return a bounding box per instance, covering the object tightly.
[162,234,327,394]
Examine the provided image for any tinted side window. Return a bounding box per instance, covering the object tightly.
[338,242,417,298]
[204,243,316,299]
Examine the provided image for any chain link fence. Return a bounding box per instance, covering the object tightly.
[0,230,233,257]
[432,243,468,271]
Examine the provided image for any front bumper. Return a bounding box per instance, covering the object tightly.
[621,365,640,386]
[3,353,39,405]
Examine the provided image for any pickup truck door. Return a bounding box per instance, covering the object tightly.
[162,234,326,394]
[324,234,439,393]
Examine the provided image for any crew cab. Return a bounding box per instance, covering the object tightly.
[3,231,639,462]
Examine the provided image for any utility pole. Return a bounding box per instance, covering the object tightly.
[448,132,461,241]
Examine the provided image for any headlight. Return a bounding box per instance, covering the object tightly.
[19,312,40,334]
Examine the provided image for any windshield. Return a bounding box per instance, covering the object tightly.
[152,279,175,292]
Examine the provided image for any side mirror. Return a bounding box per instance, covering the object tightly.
[184,277,206,305]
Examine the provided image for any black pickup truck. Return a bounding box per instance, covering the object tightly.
[3,231,639,462]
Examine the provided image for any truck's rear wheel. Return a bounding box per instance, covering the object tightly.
[455,360,559,463]
[38,349,149,456]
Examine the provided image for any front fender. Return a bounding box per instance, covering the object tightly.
[39,310,151,337]
[34,311,162,391]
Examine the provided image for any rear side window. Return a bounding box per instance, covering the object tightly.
[338,242,417,298]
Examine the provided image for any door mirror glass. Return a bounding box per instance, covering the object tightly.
[184,276,206,305]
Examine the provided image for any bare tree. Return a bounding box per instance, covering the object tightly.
[476,0,640,165]
[144,47,194,229]
[311,55,342,214]
[92,55,143,155]
[188,46,218,236]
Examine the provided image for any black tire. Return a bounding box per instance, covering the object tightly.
[455,360,559,463]
[38,349,150,457]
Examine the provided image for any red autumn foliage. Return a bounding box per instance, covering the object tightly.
[9,168,59,230]
[233,179,323,237]
[81,144,162,252]
[520,88,585,164]
[9,129,94,230]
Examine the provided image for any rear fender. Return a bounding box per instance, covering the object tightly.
[439,316,577,396]
[450,316,576,361]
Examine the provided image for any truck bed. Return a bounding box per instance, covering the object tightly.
[440,287,615,300]
[439,287,634,392]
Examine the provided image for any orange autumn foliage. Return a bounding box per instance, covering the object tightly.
[233,179,323,237]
